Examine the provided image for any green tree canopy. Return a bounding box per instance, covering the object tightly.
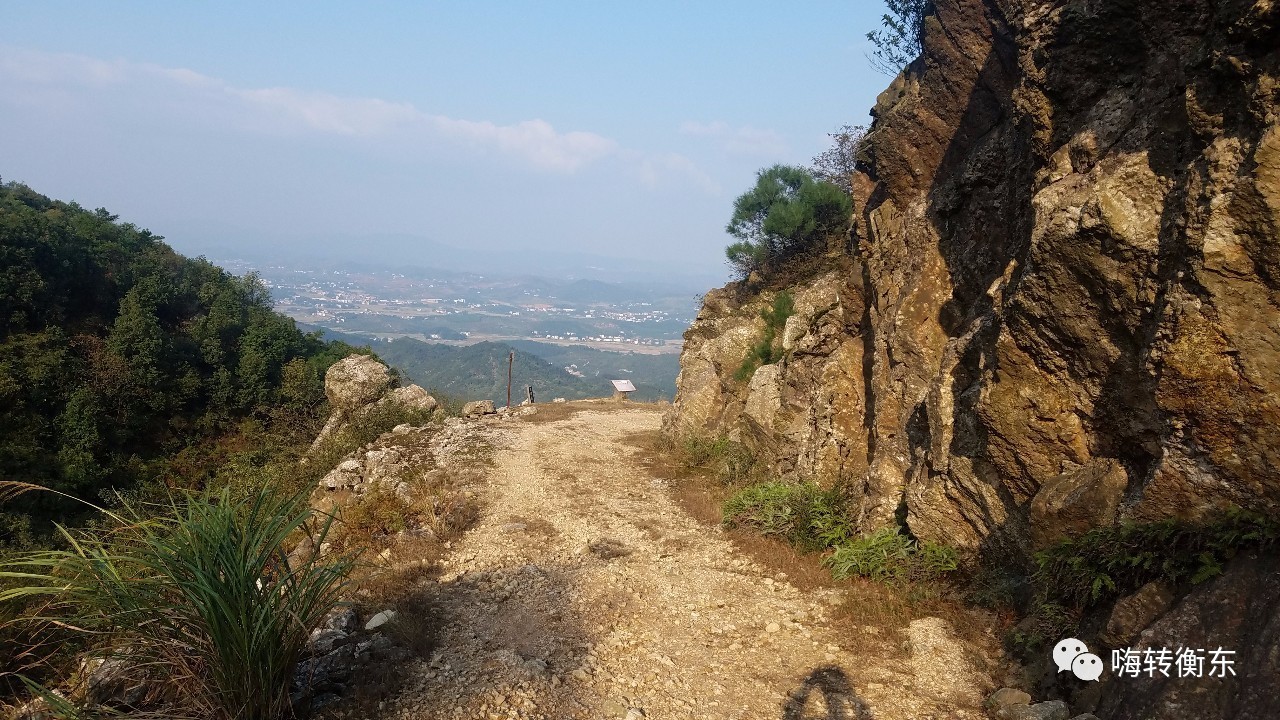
[725,165,852,279]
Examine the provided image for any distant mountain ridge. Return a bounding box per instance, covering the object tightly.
[312,331,604,403]
[309,329,677,404]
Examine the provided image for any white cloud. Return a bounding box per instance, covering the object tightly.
[0,46,620,173]
[679,120,788,157]
[431,116,617,172]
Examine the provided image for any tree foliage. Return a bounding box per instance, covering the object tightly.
[724,165,852,279]
[867,0,933,75]
[0,181,366,546]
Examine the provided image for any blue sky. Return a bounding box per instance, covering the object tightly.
[1,2,890,283]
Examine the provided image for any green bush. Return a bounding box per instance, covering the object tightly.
[1008,508,1280,654]
[0,483,355,719]
[823,527,958,584]
[723,480,853,553]
[734,291,795,382]
[1034,509,1279,607]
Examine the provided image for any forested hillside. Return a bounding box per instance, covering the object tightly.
[312,330,678,403]
[0,181,363,547]
[316,333,607,403]
[504,340,678,399]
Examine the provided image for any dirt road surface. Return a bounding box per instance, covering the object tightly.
[376,405,993,720]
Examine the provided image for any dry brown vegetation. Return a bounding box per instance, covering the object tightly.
[518,397,663,425]
[626,427,1007,661]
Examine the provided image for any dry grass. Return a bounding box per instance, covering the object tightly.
[633,427,1001,654]
[520,399,666,425]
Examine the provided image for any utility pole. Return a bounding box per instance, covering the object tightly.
[507,351,514,409]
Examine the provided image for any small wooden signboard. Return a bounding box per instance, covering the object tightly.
[610,379,636,400]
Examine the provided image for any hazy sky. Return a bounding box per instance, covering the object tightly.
[1,2,889,283]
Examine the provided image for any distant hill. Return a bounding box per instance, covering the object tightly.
[505,340,679,400]
[311,332,678,403]
[312,331,605,403]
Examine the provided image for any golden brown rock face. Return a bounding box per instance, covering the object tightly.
[667,0,1280,557]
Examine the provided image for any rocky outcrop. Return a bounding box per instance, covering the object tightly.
[387,384,440,413]
[667,0,1280,556]
[667,1,1278,714]
[1092,555,1280,719]
[326,355,391,411]
[311,355,437,448]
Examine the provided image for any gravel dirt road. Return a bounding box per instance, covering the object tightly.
[375,404,993,720]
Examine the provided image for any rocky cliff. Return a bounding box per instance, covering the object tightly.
[668,2,1279,711]
[668,0,1279,558]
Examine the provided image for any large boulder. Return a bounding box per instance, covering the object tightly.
[311,355,393,449]
[1029,459,1128,549]
[324,355,391,415]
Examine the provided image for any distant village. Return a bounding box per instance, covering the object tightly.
[221,261,693,349]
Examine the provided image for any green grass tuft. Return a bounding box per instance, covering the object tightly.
[722,480,852,553]
[723,480,958,584]
[735,291,795,382]
[0,482,356,719]
[823,527,958,585]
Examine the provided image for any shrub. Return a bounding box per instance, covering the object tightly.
[867,0,933,75]
[1032,509,1280,609]
[677,435,757,485]
[725,166,852,279]
[0,483,355,719]
[823,527,958,584]
[723,480,853,553]
[811,125,867,194]
[1010,508,1280,653]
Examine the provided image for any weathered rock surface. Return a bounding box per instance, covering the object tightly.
[1092,555,1280,720]
[325,355,391,413]
[666,2,1278,715]
[387,384,438,412]
[309,356,440,450]
[997,700,1070,720]
[1099,581,1174,647]
[462,399,496,417]
[312,354,395,448]
[667,0,1280,560]
[987,686,1032,712]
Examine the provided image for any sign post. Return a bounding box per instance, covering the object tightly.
[507,351,514,409]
